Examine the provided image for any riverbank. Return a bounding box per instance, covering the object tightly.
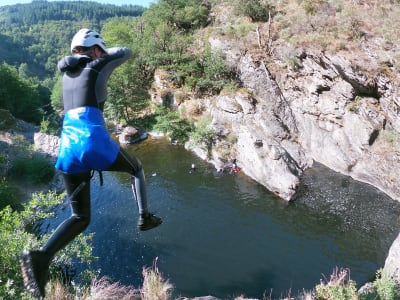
[1,111,399,299]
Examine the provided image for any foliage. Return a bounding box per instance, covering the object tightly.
[40,114,62,136]
[143,0,210,32]
[315,267,358,300]
[141,259,173,300]
[164,48,235,96]
[22,263,172,300]
[0,63,44,124]
[234,0,274,22]
[374,269,399,300]
[0,178,18,211]
[301,0,325,16]
[152,106,193,143]
[0,191,95,299]
[9,153,55,184]
[105,55,152,123]
[50,75,63,112]
[0,0,230,125]
[188,117,217,152]
[0,1,146,79]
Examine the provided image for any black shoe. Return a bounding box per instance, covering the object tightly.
[138,212,162,231]
[20,250,49,299]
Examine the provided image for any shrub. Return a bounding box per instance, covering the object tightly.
[315,267,358,300]
[40,115,62,136]
[0,178,18,210]
[0,191,95,299]
[152,106,194,143]
[374,269,399,300]
[141,259,173,300]
[302,0,324,16]
[188,117,217,152]
[9,153,54,184]
[235,0,274,22]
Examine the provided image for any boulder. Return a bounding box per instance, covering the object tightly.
[118,126,148,144]
[384,232,400,284]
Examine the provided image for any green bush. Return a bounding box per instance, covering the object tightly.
[235,0,274,22]
[374,269,399,300]
[0,191,95,299]
[9,153,54,184]
[315,268,358,300]
[40,115,62,136]
[0,178,18,211]
[152,106,194,143]
[188,117,217,152]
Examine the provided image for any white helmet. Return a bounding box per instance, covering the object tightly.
[70,28,107,53]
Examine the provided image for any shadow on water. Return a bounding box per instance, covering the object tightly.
[46,137,400,299]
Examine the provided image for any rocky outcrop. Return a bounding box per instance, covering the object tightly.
[384,232,400,284]
[118,126,148,144]
[160,34,400,203]
[34,132,60,160]
[282,50,400,202]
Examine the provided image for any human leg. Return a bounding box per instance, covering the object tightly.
[21,172,91,298]
[42,172,91,256]
[106,147,161,230]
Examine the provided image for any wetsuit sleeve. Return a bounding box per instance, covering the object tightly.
[95,47,132,106]
[58,55,92,72]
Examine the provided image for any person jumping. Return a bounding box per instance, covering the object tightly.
[20,28,162,299]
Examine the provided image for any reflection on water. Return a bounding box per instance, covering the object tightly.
[48,137,400,299]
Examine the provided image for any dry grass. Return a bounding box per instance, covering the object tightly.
[43,258,172,300]
[45,280,75,300]
[89,277,140,300]
[141,258,173,300]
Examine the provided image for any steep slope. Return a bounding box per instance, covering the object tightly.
[151,1,400,202]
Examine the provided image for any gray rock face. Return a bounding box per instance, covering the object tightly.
[153,32,400,281]
[284,52,400,202]
[384,232,400,284]
[197,36,400,203]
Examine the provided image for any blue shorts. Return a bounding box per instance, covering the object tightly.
[55,107,120,174]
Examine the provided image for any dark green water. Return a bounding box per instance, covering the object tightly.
[49,137,400,299]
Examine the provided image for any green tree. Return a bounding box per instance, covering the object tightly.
[144,0,210,32]
[0,178,18,211]
[50,74,63,112]
[235,0,274,22]
[102,17,154,123]
[0,63,43,123]
[152,106,193,143]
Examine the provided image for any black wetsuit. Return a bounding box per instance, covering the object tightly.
[42,47,149,258]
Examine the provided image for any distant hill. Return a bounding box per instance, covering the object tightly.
[0,0,146,78]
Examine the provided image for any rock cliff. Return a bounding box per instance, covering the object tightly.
[151,5,400,204]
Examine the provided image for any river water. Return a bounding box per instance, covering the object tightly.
[48,137,400,299]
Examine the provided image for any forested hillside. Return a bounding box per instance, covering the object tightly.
[0,1,145,78]
[0,0,148,125]
[0,0,222,129]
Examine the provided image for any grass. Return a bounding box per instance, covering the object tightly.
[33,266,399,300]
[42,259,172,300]
[141,258,173,300]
